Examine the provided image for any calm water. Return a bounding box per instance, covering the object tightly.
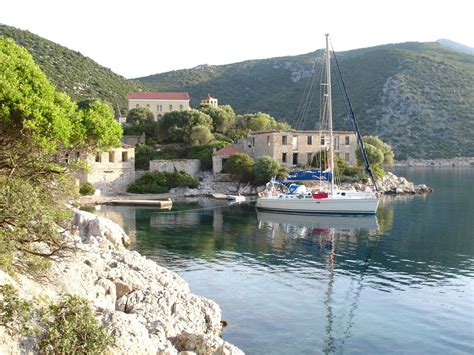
[96,167,474,354]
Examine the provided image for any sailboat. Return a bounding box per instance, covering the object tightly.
[256,35,379,215]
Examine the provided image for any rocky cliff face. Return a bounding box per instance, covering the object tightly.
[0,210,243,355]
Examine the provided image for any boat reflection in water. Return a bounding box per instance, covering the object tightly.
[256,210,379,238]
[257,210,380,353]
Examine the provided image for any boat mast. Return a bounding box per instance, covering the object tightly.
[325,34,335,195]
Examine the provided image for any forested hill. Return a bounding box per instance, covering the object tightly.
[138,42,474,159]
[0,24,146,115]
[1,23,472,159]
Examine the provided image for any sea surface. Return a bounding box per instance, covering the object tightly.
[95,167,474,354]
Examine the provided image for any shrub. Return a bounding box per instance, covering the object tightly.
[79,182,95,196]
[0,284,33,335]
[0,178,73,274]
[223,153,255,182]
[252,156,282,185]
[127,171,198,194]
[39,295,114,354]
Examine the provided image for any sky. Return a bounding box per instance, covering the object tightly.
[1,0,473,79]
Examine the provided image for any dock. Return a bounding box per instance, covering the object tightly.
[106,199,173,209]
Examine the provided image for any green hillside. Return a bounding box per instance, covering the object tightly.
[1,23,472,159]
[0,24,146,115]
[137,42,474,159]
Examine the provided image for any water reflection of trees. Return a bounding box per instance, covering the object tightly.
[96,196,471,285]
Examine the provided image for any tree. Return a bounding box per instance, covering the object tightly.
[0,38,122,273]
[157,109,213,144]
[223,153,255,182]
[252,156,282,185]
[355,136,394,180]
[196,104,236,134]
[127,107,155,126]
[363,136,394,166]
[190,125,214,145]
[235,112,292,135]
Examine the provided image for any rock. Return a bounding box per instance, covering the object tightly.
[1,211,243,354]
[73,209,130,249]
[238,184,253,195]
[100,311,167,354]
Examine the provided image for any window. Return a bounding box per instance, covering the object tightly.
[136,104,139,108]
[282,136,287,145]
[307,136,312,145]
[157,104,163,112]
[292,136,298,148]
[109,151,115,163]
[267,136,270,146]
[292,153,298,165]
[321,136,325,146]
[179,104,183,110]
[95,154,101,163]
[168,104,173,111]
[345,136,350,145]
[345,153,350,162]
[282,152,287,163]
[334,136,340,150]
[122,151,128,162]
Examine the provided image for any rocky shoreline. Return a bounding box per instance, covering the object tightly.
[0,209,243,354]
[78,171,432,206]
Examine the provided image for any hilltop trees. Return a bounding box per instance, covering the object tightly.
[157,109,213,143]
[0,37,122,273]
[127,107,155,125]
[196,104,236,134]
[235,112,291,138]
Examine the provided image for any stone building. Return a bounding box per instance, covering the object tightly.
[121,133,146,146]
[128,92,190,120]
[234,130,358,167]
[77,145,136,194]
[200,95,218,107]
[212,146,244,174]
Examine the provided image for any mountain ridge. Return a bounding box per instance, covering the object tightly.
[137,42,474,159]
[1,24,472,159]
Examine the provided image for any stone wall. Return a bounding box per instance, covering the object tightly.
[150,159,201,177]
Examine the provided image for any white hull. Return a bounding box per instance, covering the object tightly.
[256,194,379,215]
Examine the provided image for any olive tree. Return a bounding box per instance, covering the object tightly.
[0,38,122,273]
[157,109,213,144]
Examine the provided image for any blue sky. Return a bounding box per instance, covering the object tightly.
[2,0,473,78]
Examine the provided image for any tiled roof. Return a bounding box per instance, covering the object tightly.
[214,146,242,156]
[128,92,190,100]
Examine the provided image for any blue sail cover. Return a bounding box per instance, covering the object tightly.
[283,170,332,182]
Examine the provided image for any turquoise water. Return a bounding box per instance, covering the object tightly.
[96,167,474,354]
